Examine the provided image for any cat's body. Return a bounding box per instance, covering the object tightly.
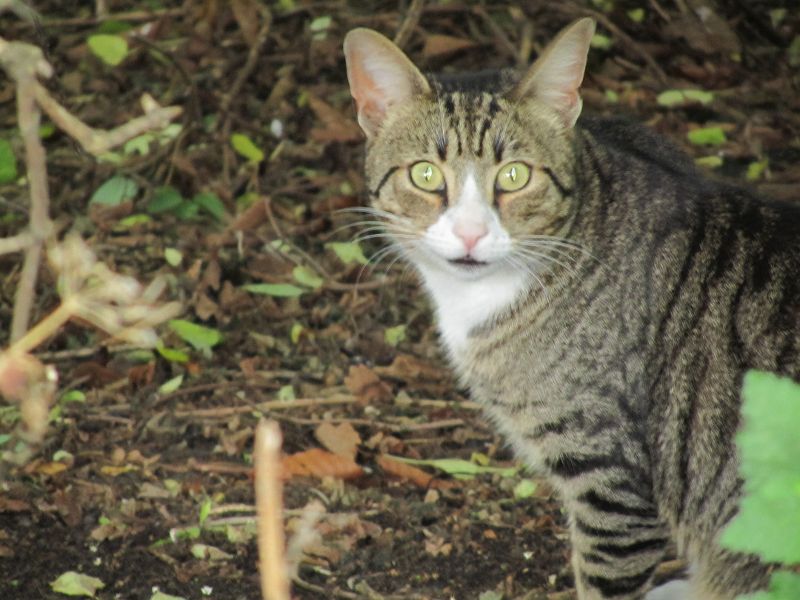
[343,19,800,599]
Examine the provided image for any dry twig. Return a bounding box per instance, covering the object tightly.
[254,420,291,600]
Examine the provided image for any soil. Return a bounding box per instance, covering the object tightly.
[0,1,798,599]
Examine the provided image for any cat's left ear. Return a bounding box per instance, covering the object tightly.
[509,18,596,128]
[343,29,430,138]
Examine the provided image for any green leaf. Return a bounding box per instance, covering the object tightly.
[278,385,296,401]
[198,497,213,524]
[682,89,714,105]
[326,241,369,265]
[50,571,105,597]
[123,134,154,156]
[173,200,199,220]
[39,122,56,139]
[742,572,800,600]
[656,90,684,107]
[290,322,304,344]
[60,390,86,403]
[309,15,332,32]
[695,155,723,169]
[192,192,226,221]
[0,139,17,184]
[627,8,645,22]
[478,592,503,600]
[384,324,406,347]
[87,34,129,66]
[590,33,613,50]
[156,344,190,364]
[89,175,139,205]
[146,186,183,214]
[158,375,183,394]
[151,591,187,600]
[114,214,152,231]
[164,247,183,267]
[97,20,134,35]
[769,9,787,28]
[746,159,769,182]
[292,266,323,289]
[789,36,800,68]
[168,320,223,352]
[243,283,305,298]
[720,371,800,563]
[687,126,727,146]
[657,89,714,107]
[231,133,264,163]
[513,479,538,500]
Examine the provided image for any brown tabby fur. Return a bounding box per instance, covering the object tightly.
[344,18,800,600]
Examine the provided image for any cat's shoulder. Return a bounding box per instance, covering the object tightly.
[578,114,699,178]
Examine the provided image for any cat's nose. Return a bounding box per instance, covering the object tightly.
[453,221,488,252]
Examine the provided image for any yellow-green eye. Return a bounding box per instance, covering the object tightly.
[496,162,531,193]
[409,161,445,192]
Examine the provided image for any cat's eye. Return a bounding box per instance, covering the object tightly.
[496,162,531,193]
[409,161,445,192]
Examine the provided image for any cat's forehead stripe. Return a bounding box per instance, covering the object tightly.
[432,90,506,161]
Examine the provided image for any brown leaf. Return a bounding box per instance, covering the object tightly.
[374,354,449,383]
[72,361,123,387]
[0,497,31,513]
[127,362,155,387]
[282,448,364,481]
[422,34,478,59]
[231,0,261,48]
[307,95,362,143]
[315,422,361,460]
[377,455,433,489]
[344,364,393,403]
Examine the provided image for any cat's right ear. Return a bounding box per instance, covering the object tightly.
[343,29,430,138]
[509,18,596,128]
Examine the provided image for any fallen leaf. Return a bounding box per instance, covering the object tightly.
[231,0,261,48]
[344,364,392,403]
[282,448,363,480]
[374,353,449,383]
[50,571,105,597]
[307,95,362,143]
[315,422,361,460]
[377,454,433,488]
[422,34,478,59]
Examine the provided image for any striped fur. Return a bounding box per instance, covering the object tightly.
[345,19,799,599]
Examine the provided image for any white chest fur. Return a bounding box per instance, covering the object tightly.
[415,263,529,359]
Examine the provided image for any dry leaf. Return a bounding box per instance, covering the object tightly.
[422,34,478,59]
[282,448,364,480]
[374,354,449,383]
[377,454,433,488]
[307,95,362,143]
[344,364,392,403]
[231,0,261,48]
[315,422,361,460]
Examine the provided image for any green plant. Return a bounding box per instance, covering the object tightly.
[721,370,800,599]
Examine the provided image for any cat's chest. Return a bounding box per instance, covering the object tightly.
[415,265,530,358]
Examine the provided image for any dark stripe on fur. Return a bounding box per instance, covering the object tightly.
[578,490,658,520]
[369,166,399,198]
[584,566,656,597]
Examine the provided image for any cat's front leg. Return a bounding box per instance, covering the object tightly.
[566,494,670,600]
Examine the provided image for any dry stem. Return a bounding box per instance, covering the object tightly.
[254,420,291,600]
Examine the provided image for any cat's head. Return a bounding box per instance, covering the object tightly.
[343,19,595,282]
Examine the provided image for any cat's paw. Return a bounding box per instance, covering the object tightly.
[646,580,693,600]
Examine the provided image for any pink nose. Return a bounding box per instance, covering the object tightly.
[453,221,488,252]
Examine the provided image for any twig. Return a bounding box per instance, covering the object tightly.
[173,395,358,418]
[0,231,33,256]
[254,420,291,600]
[220,8,273,117]
[554,6,668,84]
[393,0,425,49]
[3,40,53,342]
[33,85,183,156]
[473,5,519,63]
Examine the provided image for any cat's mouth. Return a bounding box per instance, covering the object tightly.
[449,257,489,268]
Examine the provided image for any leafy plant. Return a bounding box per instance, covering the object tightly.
[721,370,800,600]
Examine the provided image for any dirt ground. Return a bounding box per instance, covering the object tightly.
[0,1,798,599]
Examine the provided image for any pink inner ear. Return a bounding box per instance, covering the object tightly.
[349,55,387,123]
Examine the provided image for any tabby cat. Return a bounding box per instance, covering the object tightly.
[343,18,800,600]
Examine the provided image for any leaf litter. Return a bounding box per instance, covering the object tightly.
[0,1,798,599]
